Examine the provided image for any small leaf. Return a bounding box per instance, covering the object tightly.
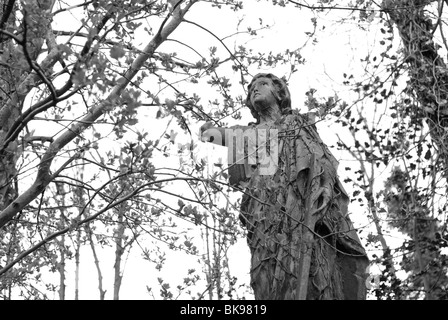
[110,45,126,59]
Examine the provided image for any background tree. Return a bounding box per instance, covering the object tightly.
[300,0,448,299]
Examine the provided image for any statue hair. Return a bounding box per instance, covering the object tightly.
[245,73,292,124]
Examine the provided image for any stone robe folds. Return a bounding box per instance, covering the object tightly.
[228,110,369,300]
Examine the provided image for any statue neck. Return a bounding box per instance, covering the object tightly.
[258,104,282,124]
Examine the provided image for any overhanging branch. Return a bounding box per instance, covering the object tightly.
[0,0,199,229]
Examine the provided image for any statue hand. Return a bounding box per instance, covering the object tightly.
[200,121,214,134]
[199,121,215,142]
[200,121,225,145]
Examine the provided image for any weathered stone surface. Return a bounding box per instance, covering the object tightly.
[230,74,369,300]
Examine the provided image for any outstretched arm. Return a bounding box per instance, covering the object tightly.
[200,121,226,146]
[200,122,253,147]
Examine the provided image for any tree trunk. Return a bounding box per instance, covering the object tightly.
[0,0,56,212]
[203,218,214,300]
[86,225,106,300]
[382,0,445,299]
[1,216,20,299]
[0,0,22,212]
[382,0,448,175]
[58,234,66,300]
[74,228,81,300]
[113,206,125,300]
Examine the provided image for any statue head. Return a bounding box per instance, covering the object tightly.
[245,73,292,124]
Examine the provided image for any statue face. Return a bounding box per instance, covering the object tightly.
[249,77,278,112]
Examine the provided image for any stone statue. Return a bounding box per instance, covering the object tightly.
[200,73,369,300]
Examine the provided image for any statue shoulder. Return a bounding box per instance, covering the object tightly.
[230,123,255,130]
[284,110,318,126]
